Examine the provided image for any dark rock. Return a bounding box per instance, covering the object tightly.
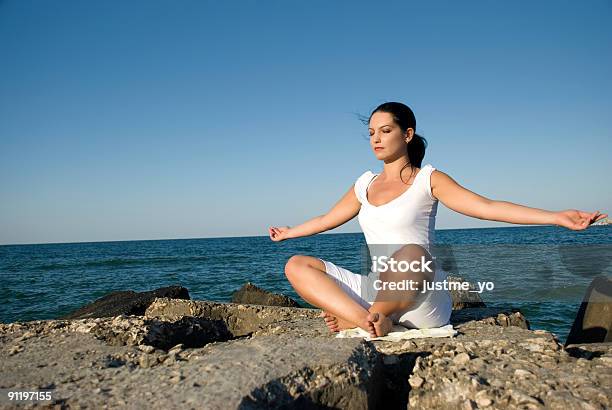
[59,286,190,320]
[447,275,486,310]
[231,282,300,308]
[564,342,612,360]
[565,275,612,346]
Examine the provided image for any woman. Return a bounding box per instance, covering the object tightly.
[269,101,607,338]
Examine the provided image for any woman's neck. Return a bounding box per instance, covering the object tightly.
[380,156,414,182]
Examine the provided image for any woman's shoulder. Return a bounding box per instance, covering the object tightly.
[418,164,438,201]
[420,163,435,171]
[418,163,437,177]
[358,169,376,178]
[353,170,376,203]
[355,170,376,185]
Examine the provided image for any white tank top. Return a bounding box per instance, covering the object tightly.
[354,164,438,258]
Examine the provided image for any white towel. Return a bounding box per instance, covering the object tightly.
[335,323,457,342]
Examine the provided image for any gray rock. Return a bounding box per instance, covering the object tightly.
[1,298,610,409]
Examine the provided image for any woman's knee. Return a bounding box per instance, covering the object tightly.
[284,255,304,278]
[284,255,325,280]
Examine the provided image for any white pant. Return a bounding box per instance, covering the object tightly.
[318,258,452,329]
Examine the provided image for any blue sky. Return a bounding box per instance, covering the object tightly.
[0,0,610,245]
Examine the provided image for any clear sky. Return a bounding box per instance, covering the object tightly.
[1,0,610,245]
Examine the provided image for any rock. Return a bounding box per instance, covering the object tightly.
[453,352,471,365]
[447,275,487,310]
[408,374,424,388]
[509,389,541,405]
[514,369,533,378]
[71,314,234,350]
[145,298,320,337]
[8,345,24,355]
[1,298,611,409]
[451,307,530,329]
[168,343,184,355]
[139,354,154,368]
[231,282,300,308]
[138,345,155,354]
[59,286,191,319]
[462,399,476,410]
[565,275,611,346]
[474,390,492,407]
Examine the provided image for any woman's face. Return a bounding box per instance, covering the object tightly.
[368,111,413,160]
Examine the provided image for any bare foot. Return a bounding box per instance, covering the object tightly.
[319,311,339,332]
[367,311,394,338]
[319,311,356,333]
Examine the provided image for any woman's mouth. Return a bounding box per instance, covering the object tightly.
[374,147,384,151]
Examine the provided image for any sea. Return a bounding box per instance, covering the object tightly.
[1,225,610,345]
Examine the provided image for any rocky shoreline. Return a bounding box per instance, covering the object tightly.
[1,287,611,409]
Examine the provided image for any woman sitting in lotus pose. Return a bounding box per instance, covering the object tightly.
[269,101,607,338]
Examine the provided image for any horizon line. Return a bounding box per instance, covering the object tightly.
[0,224,559,247]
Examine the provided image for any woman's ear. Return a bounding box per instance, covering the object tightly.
[405,128,415,143]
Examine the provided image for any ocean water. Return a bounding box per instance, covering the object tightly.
[1,225,610,344]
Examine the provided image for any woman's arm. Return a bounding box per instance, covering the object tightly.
[430,170,607,230]
[270,184,361,241]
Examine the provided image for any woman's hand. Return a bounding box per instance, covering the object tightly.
[269,226,291,242]
[554,210,608,231]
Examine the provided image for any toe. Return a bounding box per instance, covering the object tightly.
[367,312,380,323]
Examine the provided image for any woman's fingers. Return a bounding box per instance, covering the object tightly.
[559,209,607,230]
[269,226,282,241]
[582,211,605,224]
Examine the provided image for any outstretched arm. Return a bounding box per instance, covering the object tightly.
[430,170,607,231]
[269,184,361,241]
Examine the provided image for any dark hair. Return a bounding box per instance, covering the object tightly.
[359,101,428,183]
